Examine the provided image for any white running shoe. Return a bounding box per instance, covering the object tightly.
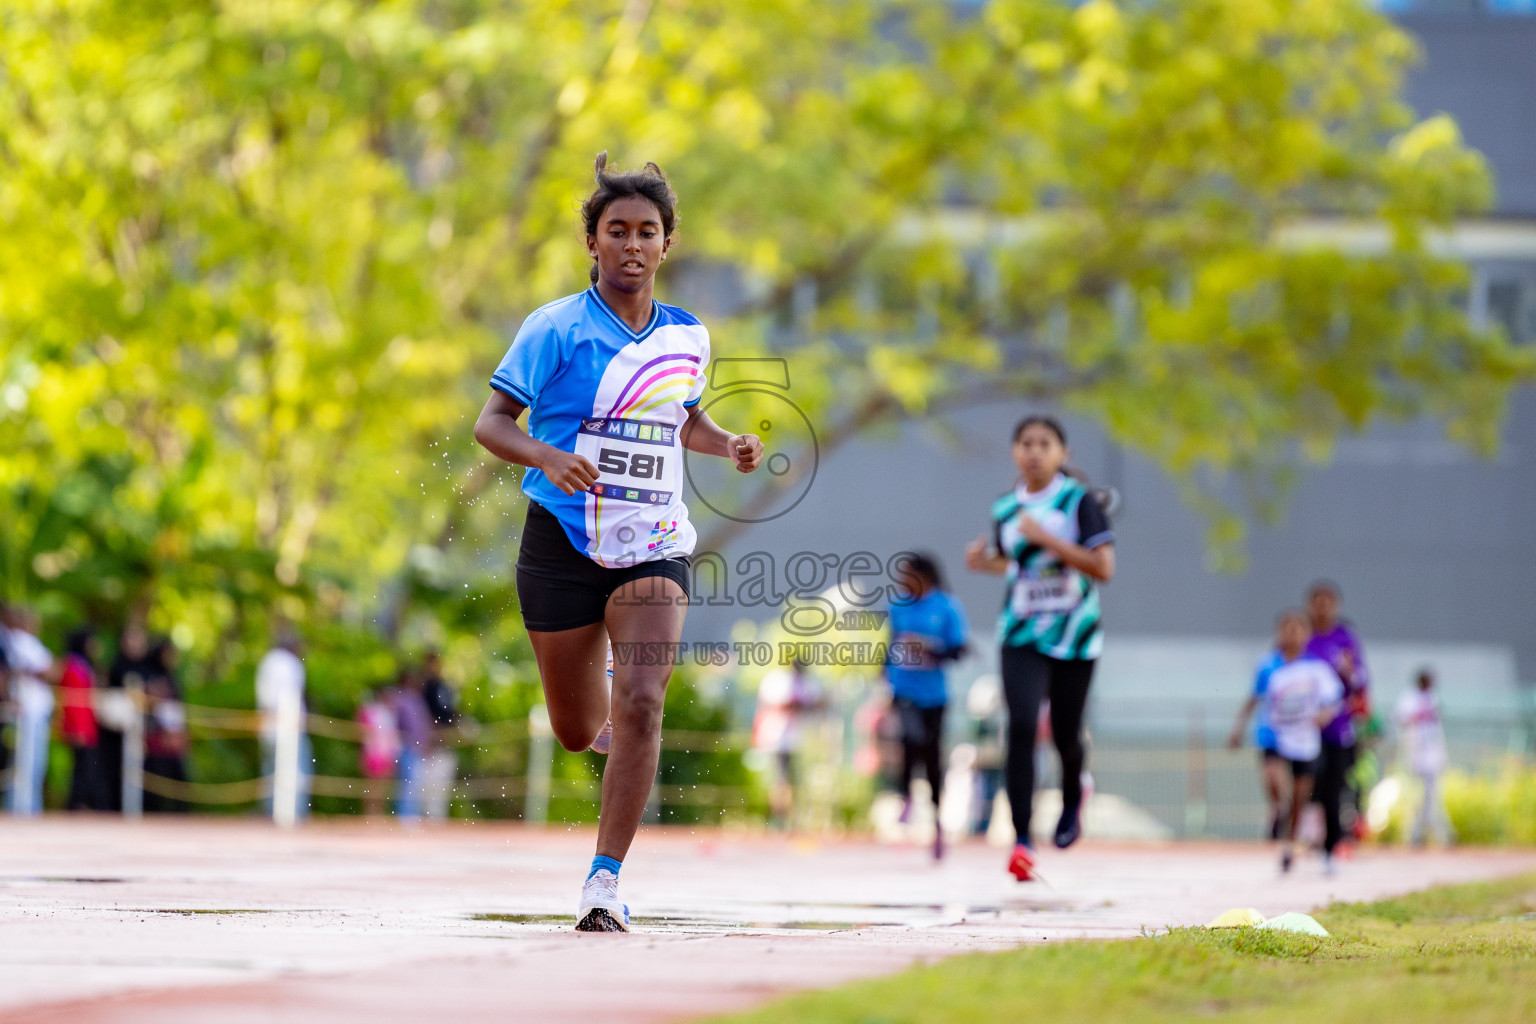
[576,869,630,932]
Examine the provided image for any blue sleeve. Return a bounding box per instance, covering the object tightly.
[490,310,563,406]
[944,595,969,651]
[1252,661,1271,698]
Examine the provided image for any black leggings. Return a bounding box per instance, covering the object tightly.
[1317,741,1355,855]
[1001,646,1096,843]
[896,701,946,806]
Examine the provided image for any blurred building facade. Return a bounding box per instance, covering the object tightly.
[679,9,1536,834]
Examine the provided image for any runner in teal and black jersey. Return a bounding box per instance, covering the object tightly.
[966,415,1115,883]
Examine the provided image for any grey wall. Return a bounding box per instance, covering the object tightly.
[1400,16,1536,215]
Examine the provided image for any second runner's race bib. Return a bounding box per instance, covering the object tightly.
[576,416,679,506]
[1009,567,1080,618]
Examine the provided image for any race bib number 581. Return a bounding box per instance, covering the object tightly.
[576,416,679,504]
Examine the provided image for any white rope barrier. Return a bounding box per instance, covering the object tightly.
[2,687,751,816]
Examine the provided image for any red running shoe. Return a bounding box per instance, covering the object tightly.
[1008,843,1037,882]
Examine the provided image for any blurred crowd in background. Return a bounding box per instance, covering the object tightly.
[0,2,1532,856]
[0,605,469,823]
[0,580,1507,851]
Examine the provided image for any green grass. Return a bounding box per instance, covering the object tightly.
[711,874,1536,1024]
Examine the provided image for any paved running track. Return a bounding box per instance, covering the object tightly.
[0,818,1531,1023]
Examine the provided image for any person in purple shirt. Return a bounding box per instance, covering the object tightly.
[1304,580,1370,862]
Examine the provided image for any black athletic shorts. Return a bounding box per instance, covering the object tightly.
[1287,757,1317,780]
[514,501,691,632]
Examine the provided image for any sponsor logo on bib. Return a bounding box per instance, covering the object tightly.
[577,416,678,504]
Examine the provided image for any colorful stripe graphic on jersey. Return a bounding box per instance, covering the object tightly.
[489,287,709,567]
[608,354,702,419]
[991,474,1113,661]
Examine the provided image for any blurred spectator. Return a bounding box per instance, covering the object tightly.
[3,606,55,816]
[102,622,157,812]
[388,670,433,819]
[142,640,189,813]
[966,675,1007,837]
[1396,667,1454,847]
[852,688,900,786]
[752,658,823,830]
[1305,581,1370,855]
[1348,705,1386,841]
[356,687,400,817]
[256,627,311,822]
[60,628,110,811]
[419,651,460,820]
[0,616,9,780]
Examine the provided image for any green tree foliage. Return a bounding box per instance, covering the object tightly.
[0,0,1527,705]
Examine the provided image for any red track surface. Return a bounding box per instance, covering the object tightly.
[0,818,1531,1023]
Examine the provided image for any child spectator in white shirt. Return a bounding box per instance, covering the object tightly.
[1395,668,1453,847]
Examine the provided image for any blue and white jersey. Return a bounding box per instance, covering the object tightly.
[1262,655,1344,763]
[490,287,709,567]
[1250,650,1284,752]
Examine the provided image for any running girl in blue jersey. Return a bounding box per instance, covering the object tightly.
[1259,609,1344,874]
[1228,649,1290,840]
[474,154,763,931]
[886,553,969,861]
[965,416,1114,883]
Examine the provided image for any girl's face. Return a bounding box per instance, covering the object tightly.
[587,195,671,294]
[897,567,928,598]
[1308,588,1339,627]
[1012,424,1067,485]
[1277,614,1310,655]
[122,624,148,659]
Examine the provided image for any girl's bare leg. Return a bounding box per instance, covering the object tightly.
[527,622,610,752]
[594,576,688,861]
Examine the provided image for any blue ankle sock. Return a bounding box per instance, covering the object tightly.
[587,855,622,881]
